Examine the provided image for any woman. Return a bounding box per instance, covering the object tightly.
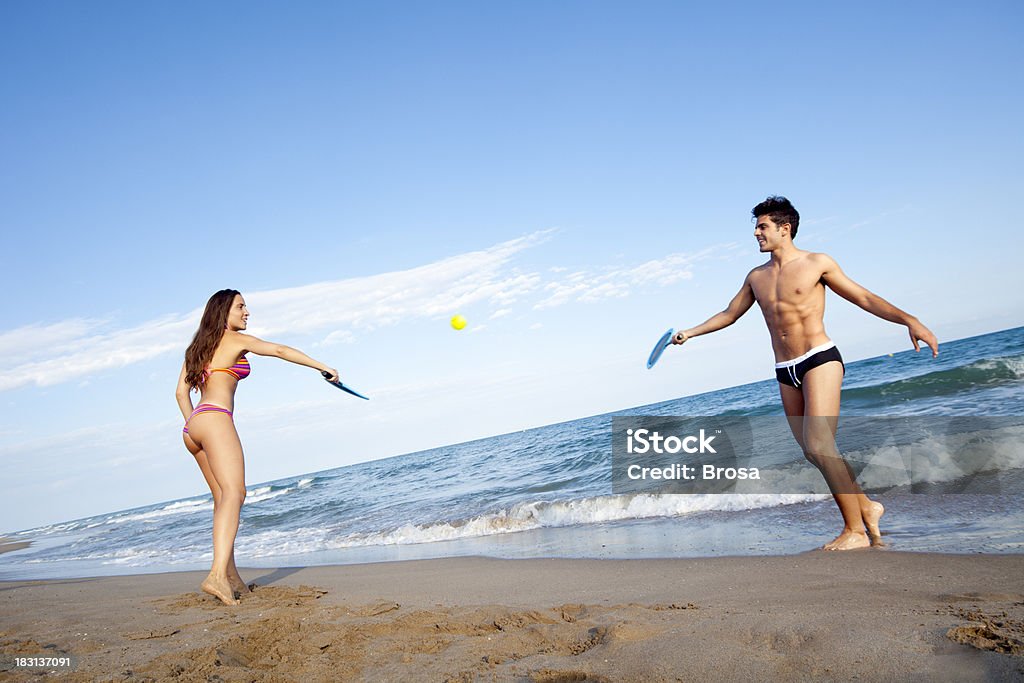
[175,289,338,606]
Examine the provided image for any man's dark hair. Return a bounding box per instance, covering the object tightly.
[752,196,800,239]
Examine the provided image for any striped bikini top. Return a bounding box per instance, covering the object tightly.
[205,355,251,382]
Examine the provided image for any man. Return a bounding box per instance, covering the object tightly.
[673,196,938,550]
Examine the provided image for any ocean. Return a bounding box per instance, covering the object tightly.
[3,326,1023,580]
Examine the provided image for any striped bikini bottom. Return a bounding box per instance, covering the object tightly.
[183,403,233,434]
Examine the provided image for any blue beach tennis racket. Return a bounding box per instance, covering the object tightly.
[647,328,675,369]
[322,371,370,400]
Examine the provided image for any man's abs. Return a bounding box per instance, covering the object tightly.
[748,258,831,361]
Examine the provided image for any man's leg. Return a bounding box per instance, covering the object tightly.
[799,361,880,550]
[779,380,866,548]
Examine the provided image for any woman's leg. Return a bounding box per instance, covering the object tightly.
[185,434,251,595]
[183,415,246,605]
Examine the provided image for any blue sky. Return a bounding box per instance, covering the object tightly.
[2,1,1022,532]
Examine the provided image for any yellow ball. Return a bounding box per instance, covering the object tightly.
[450,315,467,330]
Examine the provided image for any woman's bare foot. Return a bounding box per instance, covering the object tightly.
[862,501,885,544]
[201,574,240,606]
[822,529,871,550]
[230,574,251,596]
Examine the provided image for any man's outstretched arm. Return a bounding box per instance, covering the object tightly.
[818,254,939,357]
[673,274,755,344]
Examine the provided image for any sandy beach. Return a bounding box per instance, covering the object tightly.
[0,539,31,557]
[1,552,1022,682]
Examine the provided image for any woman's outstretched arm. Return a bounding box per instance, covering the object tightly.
[233,332,339,381]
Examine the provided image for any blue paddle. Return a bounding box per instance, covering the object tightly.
[322,371,370,400]
[647,328,675,369]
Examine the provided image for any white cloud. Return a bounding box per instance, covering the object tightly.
[796,206,914,246]
[0,314,197,391]
[534,249,715,310]
[0,231,727,393]
[0,318,109,363]
[317,330,356,346]
[245,232,551,336]
[0,233,551,392]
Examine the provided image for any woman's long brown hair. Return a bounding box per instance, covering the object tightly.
[184,289,240,391]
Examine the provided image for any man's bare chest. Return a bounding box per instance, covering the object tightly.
[749,266,825,306]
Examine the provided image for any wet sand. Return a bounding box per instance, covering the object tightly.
[0,538,30,556]
[1,552,1023,682]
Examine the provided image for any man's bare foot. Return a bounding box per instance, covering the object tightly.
[201,575,240,606]
[862,501,885,544]
[822,529,871,550]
